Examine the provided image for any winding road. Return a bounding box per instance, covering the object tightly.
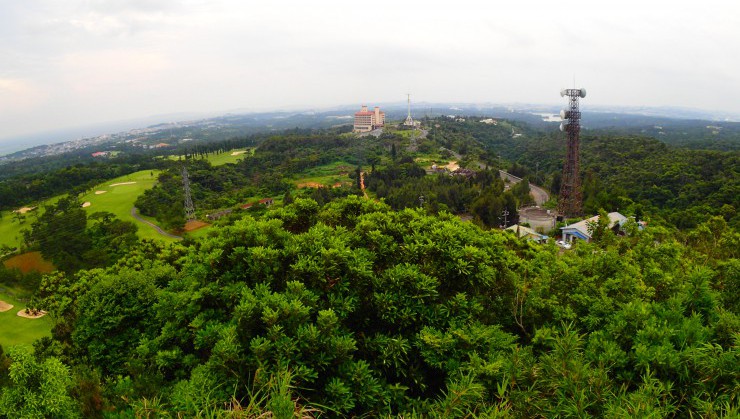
[498,171,550,206]
[438,147,550,205]
[130,207,183,240]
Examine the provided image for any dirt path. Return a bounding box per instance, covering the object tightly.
[360,172,368,198]
[130,207,183,240]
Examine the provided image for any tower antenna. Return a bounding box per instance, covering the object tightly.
[404,93,415,127]
[182,165,196,220]
[557,87,587,218]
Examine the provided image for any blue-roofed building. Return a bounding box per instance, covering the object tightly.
[561,212,628,243]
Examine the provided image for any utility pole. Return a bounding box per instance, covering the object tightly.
[501,209,509,228]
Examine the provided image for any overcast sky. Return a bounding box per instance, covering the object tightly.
[1,0,739,140]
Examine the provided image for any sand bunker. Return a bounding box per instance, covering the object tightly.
[110,181,137,187]
[82,202,91,208]
[17,309,47,319]
[231,150,248,156]
[0,301,14,312]
[13,207,36,214]
[444,161,460,171]
[95,190,107,195]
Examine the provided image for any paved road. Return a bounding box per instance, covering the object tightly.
[438,143,551,205]
[130,207,182,240]
[498,171,550,206]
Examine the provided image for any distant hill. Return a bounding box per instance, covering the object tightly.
[2,103,739,159]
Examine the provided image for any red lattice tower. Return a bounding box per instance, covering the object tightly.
[557,88,586,218]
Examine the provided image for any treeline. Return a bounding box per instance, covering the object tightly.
[366,159,532,227]
[136,130,394,229]
[2,197,736,417]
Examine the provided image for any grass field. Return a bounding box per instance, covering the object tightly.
[0,210,29,250]
[3,251,55,274]
[0,169,177,251]
[293,161,354,188]
[166,148,253,166]
[79,170,178,243]
[0,285,52,347]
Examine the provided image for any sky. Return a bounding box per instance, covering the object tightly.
[1,0,739,141]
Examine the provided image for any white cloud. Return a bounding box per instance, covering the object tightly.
[1,0,739,139]
[0,78,46,112]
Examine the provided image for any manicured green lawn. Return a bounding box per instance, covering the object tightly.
[207,149,253,166]
[166,148,253,166]
[1,170,176,249]
[0,210,29,250]
[0,286,52,348]
[79,170,178,243]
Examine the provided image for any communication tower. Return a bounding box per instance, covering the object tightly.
[557,87,586,218]
[403,93,415,127]
[182,166,196,220]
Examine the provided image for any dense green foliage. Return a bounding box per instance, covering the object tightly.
[1,119,738,417]
[1,196,734,417]
[25,197,139,272]
[366,162,529,227]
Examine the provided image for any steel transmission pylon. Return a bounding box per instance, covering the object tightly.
[182,166,196,220]
[557,87,586,218]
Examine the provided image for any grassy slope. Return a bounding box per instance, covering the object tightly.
[0,210,28,250]
[79,170,178,243]
[292,161,354,188]
[0,286,52,347]
[166,148,254,166]
[0,170,177,250]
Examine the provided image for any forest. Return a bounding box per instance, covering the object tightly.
[0,118,738,417]
[2,196,738,417]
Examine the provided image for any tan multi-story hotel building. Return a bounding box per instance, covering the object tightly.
[353,105,385,132]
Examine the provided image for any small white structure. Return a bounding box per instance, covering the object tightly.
[506,224,548,243]
[561,212,627,243]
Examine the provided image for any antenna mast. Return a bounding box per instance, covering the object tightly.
[182,166,196,220]
[404,93,415,127]
[557,87,586,218]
